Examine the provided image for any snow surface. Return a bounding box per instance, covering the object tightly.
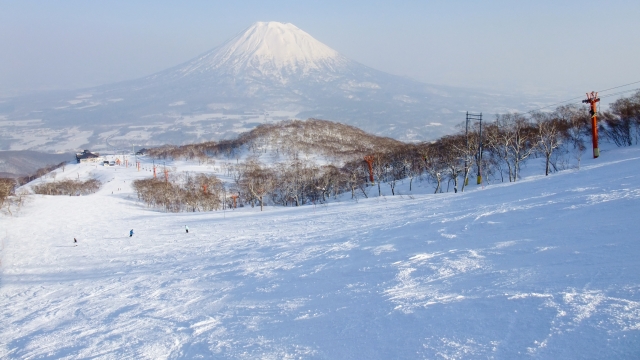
[2,147,640,358]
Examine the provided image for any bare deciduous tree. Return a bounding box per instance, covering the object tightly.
[437,135,466,193]
[531,111,569,176]
[240,160,275,211]
[419,142,446,193]
[485,113,536,182]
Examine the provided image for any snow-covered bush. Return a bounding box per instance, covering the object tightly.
[132,173,224,212]
[32,179,101,196]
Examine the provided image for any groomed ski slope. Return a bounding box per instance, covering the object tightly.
[1,147,640,359]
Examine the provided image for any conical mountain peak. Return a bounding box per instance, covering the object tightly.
[176,21,349,80]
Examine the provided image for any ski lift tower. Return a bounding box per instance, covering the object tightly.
[582,92,600,158]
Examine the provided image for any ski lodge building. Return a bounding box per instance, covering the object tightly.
[75,150,102,164]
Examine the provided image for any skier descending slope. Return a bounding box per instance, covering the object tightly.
[129,229,134,237]
[185,225,189,234]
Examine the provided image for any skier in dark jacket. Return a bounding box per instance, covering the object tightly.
[74,238,77,246]
[129,229,134,237]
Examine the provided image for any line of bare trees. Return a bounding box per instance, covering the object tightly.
[230,157,368,211]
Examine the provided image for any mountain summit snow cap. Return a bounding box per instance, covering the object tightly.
[177,21,348,79]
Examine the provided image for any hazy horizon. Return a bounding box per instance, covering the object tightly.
[1,0,638,100]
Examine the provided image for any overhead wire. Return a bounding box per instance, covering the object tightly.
[522,96,584,114]
[598,88,640,100]
[597,80,640,94]
[483,81,640,119]
[518,81,640,115]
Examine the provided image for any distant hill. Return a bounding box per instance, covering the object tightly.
[146,119,404,165]
[0,151,73,177]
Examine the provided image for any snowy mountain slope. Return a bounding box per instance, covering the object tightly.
[0,21,554,152]
[174,22,348,80]
[1,146,640,358]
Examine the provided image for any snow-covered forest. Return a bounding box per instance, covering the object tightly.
[112,91,640,213]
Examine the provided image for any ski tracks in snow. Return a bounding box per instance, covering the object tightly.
[2,149,640,358]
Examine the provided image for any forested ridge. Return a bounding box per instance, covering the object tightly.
[131,91,640,212]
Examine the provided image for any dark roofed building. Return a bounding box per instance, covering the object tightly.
[76,150,100,163]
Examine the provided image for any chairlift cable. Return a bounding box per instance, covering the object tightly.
[597,80,640,94]
[507,81,640,116]
[597,88,640,99]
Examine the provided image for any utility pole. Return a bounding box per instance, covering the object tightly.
[465,112,469,186]
[465,112,483,184]
[582,91,600,158]
[477,115,483,185]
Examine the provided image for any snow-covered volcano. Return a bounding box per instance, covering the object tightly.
[0,21,550,152]
[176,22,349,81]
[143,21,392,97]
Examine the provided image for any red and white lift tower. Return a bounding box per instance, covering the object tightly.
[582,91,600,158]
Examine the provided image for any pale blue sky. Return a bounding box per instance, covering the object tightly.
[1,0,638,98]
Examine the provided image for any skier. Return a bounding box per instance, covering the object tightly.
[129,229,134,237]
[74,238,77,246]
[185,225,189,234]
